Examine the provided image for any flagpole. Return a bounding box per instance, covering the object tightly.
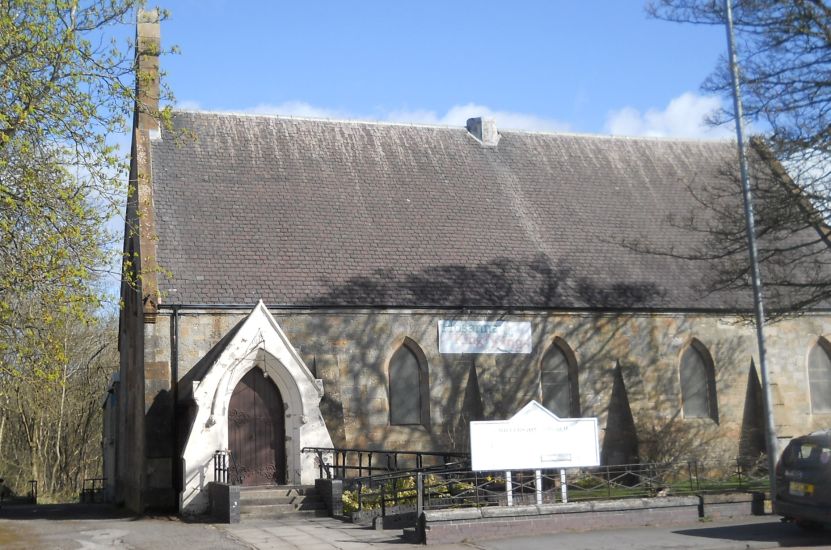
[724,0,778,498]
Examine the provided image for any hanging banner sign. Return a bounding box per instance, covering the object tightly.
[438,320,532,354]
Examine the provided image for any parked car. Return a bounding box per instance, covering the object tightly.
[775,430,831,529]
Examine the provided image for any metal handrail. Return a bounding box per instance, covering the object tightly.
[301,446,469,480]
[351,460,468,487]
[229,449,243,484]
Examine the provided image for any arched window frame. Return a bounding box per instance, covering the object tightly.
[679,339,719,423]
[387,338,430,427]
[539,338,580,418]
[808,337,831,413]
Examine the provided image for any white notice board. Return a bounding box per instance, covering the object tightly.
[470,401,600,471]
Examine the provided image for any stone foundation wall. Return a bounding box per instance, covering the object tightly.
[208,482,240,523]
[314,478,343,518]
[699,492,765,520]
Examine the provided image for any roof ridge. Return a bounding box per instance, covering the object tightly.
[170,109,735,144]
[172,109,462,132]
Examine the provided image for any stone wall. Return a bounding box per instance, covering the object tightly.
[314,478,343,518]
[420,497,701,545]
[143,308,831,474]
[208,482,240,523]
[116,295,145,510]
[142,315,175,508]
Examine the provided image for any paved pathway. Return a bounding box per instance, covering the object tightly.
[0,504,242,549]
[2,504,831,549]
[222,516,433,549]
[0,504,439,550]
[474,516,831,550]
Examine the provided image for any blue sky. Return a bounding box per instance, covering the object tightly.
[157,0,733,138]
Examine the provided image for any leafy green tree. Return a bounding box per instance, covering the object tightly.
[0,0,169,497]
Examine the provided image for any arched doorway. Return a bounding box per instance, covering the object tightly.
[228,367,286,486]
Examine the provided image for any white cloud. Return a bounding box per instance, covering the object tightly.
[176,99,570,133]
[605,92,732,139]
[174,99,203,111]
[244,101,350,119]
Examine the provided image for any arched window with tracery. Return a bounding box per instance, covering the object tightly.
[389,340,429,426]
[540,340,580,418]
[680,340,719,422]
[808,338,831,413]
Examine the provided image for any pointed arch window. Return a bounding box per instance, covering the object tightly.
[680,340,719,422]
[808,338,831,413]
[389,340,429,426]
[540,340,580,418]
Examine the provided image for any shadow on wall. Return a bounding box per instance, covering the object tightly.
[555,292,766,468]
[608,324,751,465]
[297,254,674,458]
[309,255,760,465]
[602,362,639,465]
[739,360,766,466]
[162,253,758,468]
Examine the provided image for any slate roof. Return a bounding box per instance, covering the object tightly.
[151,111,822,310]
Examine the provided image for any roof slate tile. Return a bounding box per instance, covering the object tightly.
[151,112,820,310]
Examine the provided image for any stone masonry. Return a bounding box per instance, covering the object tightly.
[140,306,831,487]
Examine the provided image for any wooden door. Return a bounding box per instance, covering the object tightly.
[228,368,286,486]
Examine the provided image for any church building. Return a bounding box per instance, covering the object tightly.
[109,12,831,514]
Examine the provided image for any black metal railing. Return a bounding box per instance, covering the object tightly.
[338,457,769,520]
[80,478,106,503]
[0,480,37,506]
[214,450,230,484]
[346,460,470,515]
[416,459,769,513]
[213,449,245,485]
[302,446,470,480]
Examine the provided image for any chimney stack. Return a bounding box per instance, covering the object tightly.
[466,117,498,147]
[132,8,162,320]
[136,9,160,134]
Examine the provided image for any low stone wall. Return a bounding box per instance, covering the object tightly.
[699,492,766,519]
[207,482,240,524]
[351,504,417,528]
[420,497,700,545]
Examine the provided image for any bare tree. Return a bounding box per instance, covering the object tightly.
[643,0,831,315]
[0,313,116,501]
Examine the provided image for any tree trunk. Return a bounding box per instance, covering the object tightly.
[0,414,6,458]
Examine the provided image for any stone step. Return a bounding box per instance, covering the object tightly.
[240,501,328,518]
[238,484,328,520]
[241,508,330,519]
[240,485,317,496]
[240,494,317,506]
[239,487,318,502]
